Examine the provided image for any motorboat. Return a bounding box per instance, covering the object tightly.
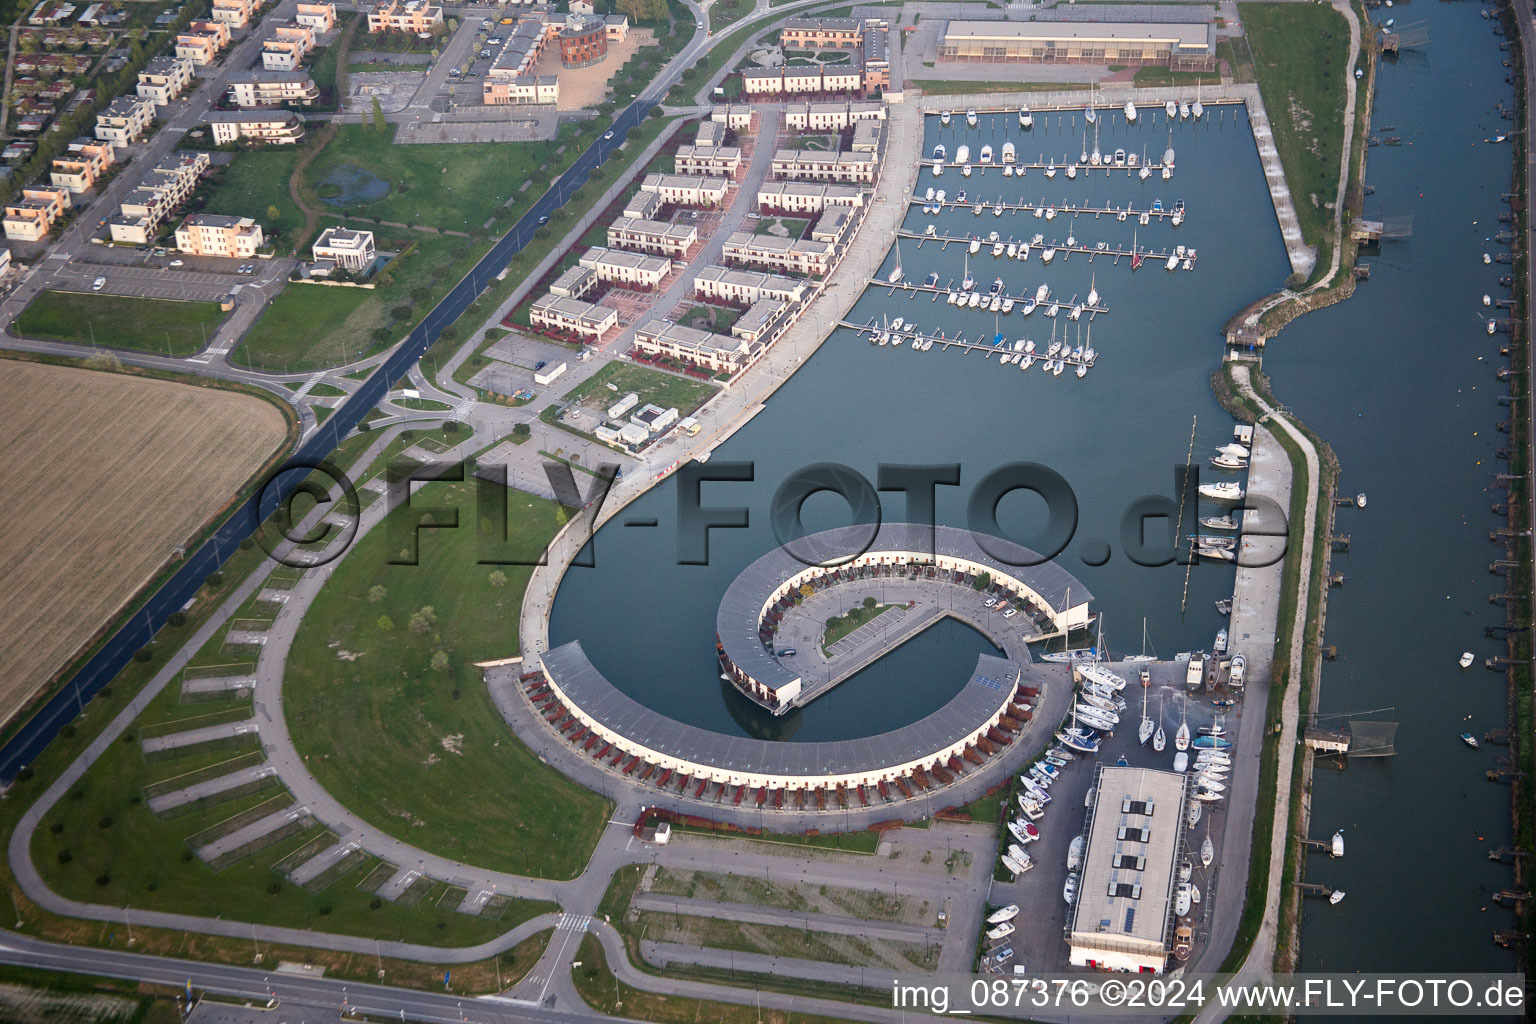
[986,921,1015,942]
[1020,777,1053,804]
[987,904,1019,925]
[1009,819,1040,845]
[1200,515,1239,531]
[956,190,967,204]
[932,159,943,177]
[1330,890,1345,905]
[1173,751,1188,773]
[1056,728,1100,754]
[1199,482,1244,503]
[1020,106,1033,128]
[1194,786,1224,803]
[1001,853,1031,877]
[1201,834,1216,868]
[1166,252,1180,271]
[992,242,1004,257]
[1045,160,1056,179]
[1193,776,1225,794]
[1460,652,1476,669]
[1002,141,1016,163]
[1192,735,1232,749]
[1017,795,1044,820]
[1063,872,1079,905]
[966,108,978,127]
[1113,148,1126,167]
[1462,732,1480,749]
[1035,283,1050,304]
[1331,830,1344,858]
[932,144,946,162]
[923,271,939,288]
[941,110,951,126]
[1006,845,1031,869]
[1031,762,1060,782]
[1123,100,1137,122]
[1175,883,1192,917]
[1065,163,1077,180]
[1165,99,1177,118]
[1210,453,1248,470]
[969,237,981,255]
[979,144,994,164]
[1179,858,1192,883]
[1214,628,1228,654]
[1040,247,1056,264]
[956,144,970,164]
[1173,925,1193,961]
[1003,165,1014,178]
[967,292,981,308]
[1067,835,1084,872]
[1190,884,1201,905]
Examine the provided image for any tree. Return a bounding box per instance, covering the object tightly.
[972,572,992,591]
[367,585,388,604]
[266,204,281,225]
[430,650,450,672]
[512,422,530,438]
[488,570,508,588]
[617,0,667,21]
[372,96,386,133]
[862,596,876,609]
[408,605,437,635]
[376,614,395,632]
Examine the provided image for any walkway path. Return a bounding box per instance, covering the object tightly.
[1194,364,1320,1023]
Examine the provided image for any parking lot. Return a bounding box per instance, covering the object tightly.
[47,258,292,304]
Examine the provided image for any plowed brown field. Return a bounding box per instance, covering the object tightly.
[0,362,290,720]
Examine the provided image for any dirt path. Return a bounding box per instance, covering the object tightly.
[287,16,361,247]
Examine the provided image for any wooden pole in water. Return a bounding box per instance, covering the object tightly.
[1179,414,1197,615]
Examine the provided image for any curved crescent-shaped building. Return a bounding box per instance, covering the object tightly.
[538,642,1065,791]
[715,523,1092,714]
[525,524,1089,795]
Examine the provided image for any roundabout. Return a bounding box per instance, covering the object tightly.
[526,524,1094,809]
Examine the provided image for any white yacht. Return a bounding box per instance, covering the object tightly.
[956,144,970,165]
[1124,100,1137,122]
[966,108,978,127]
[1199,482,1244,503]
[987,904,1020,925]
[932,144,946,162]
[1019,106,1033,129]
[1002,141,1016,163]
[1065,163,1077,180]
[1165,99,1177,118]
[969,237,981,255]
[941,110,951,126]
[1179,100,1191,119]
[979,144,993,164]
[1040,247,1056,264]
[1045,160,1056,179]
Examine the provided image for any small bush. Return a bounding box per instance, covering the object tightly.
[94,873,110,887]
[56,850,71,864]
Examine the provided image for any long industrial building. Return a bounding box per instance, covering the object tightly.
[937,20,1215,69]
[1067,765,1191,973]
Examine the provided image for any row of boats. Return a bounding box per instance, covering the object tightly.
[865,313,1097,378]
[931,139,1176,182]
[938,98,1206,131]
[919,188,1186,229]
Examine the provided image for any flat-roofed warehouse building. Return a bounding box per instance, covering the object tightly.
[938,20,1215,70]
[1067,765,1190,974]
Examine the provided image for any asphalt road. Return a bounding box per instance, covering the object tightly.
[0,3,706,782]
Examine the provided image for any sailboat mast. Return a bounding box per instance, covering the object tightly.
[1178,414,1197,614]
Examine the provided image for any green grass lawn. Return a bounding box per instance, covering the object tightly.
[31,682,552,944]
[16,291,226,355]
[283,479,611,879]
[198,145,310,250]
[303,124,562,232]
[754,216,809,239]
[821,601,898,652]
[234,230,486,372]
[562,362,717,417]
[1238,1,1352,248]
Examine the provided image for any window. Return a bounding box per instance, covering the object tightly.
[1123,908,1137,933]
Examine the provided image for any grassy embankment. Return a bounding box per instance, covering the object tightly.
[16,292,226,356]
[283,478,611,879]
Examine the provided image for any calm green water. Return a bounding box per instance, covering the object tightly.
[552,11,1518,969]
[1263,5,1519,974]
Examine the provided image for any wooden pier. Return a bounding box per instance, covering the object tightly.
[910,196,1179,222]
[899,230,1196,271]
[865,278,1109,318]
[839,319,1099,370]
[1298,883,1340,900]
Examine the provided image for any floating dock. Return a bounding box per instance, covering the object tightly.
[911,196,1180,222]
[866,279,1108,318]
[839,319,1100,371]
[899,230,1198,271]
[927,159,1172,178]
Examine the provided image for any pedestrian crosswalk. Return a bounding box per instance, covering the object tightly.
[556,913,591,933]
[452,396,477,420]
[293,373,325,398]
[185,343,232,365]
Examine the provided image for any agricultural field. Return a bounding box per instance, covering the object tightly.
[0,362,290,725]
[15,292,228,356]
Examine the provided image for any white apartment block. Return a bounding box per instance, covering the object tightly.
[693,266,809,306]
[174,213,264,258]
[756,180,864,214]
[577,246,671,289]
[295,2,336,31]
[227,70,320,106]
[312,226,376,270]
[782,100,886,131]
[606,216,696,259]
[136,56,195,105]
[710,104,753,130]
[262,23,315,70]
[530,293,618,340]
[211,0,256,28]
[731,298,785,343]
[674,144,743,177]
[95,95,155,147]
[3,185,70,241]
[207,110,305,144]
[633,318,759,375]
[770,148,878,184]
[639,173,729,208]
[722,230,835,276]
[549,264,597,299]
[367,0,443,33]
[49,140,113,193]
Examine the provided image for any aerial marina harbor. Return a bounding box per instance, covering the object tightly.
[0,0,1526,1018]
